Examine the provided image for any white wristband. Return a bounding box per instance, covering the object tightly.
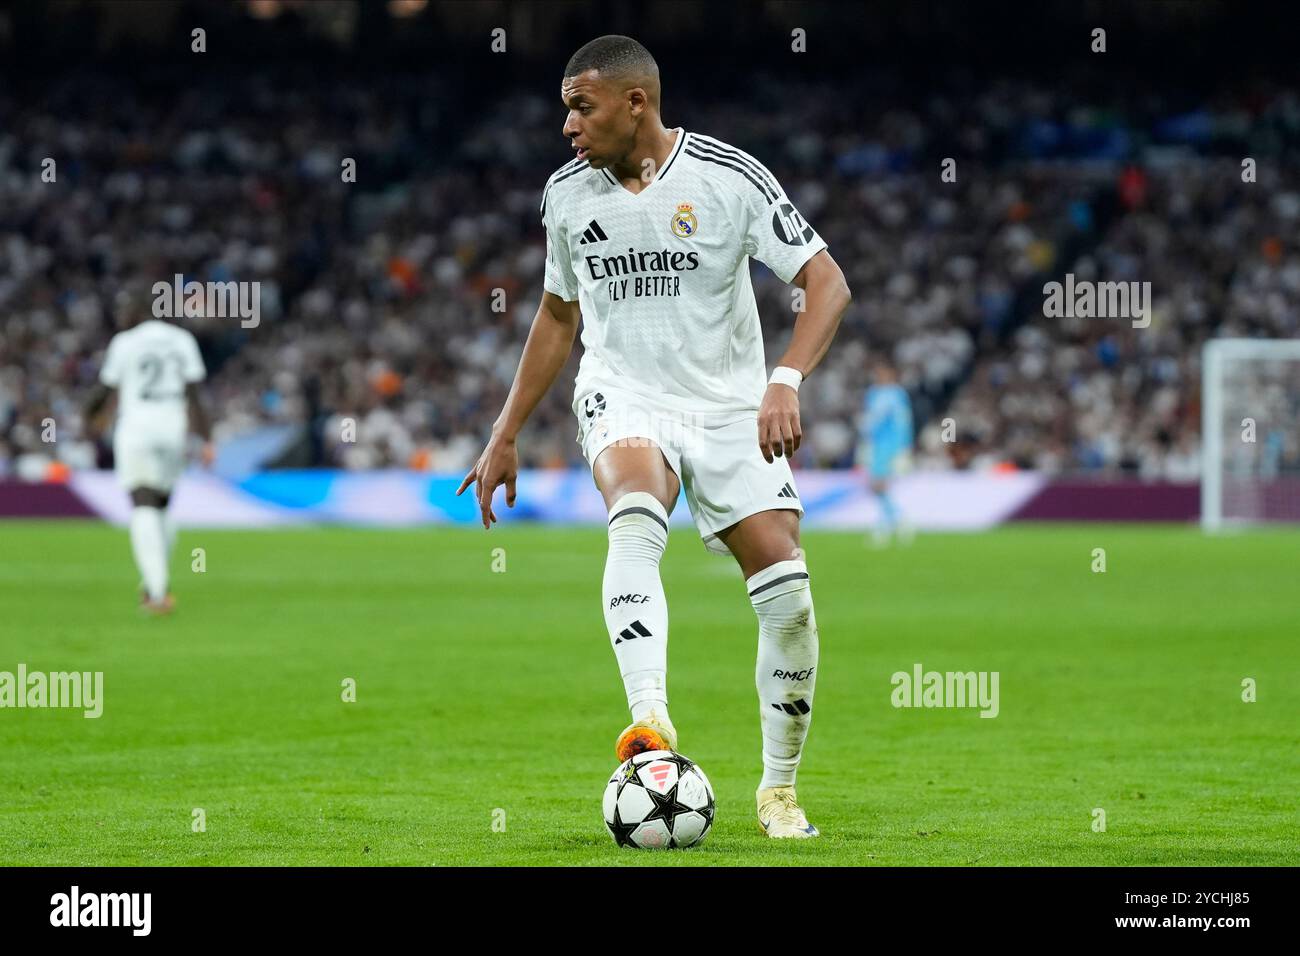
[769,366,803,391]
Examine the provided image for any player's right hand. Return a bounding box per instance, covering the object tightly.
[455,433,519,530]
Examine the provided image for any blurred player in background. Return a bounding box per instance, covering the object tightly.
[457,35,852,837]
[859,358,914,546]
[84,286,213,614]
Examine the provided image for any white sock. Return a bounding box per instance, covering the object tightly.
[162,511,177,560]
[748,558,819,789]
[603,492,670,723]
[129,506,169,602]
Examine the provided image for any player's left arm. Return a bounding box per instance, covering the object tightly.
[186,383,216,467]
[758,250,852,462]
[180,333,216,466]
[82,383,116,438]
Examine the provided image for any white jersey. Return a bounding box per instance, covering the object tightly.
[100,319,206,441]
[541,129,827,415]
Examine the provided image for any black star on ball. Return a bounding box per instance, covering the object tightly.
[607,794,643,848]
[698,800,715,826]
[640,781,696,842]
[664,752,695,774]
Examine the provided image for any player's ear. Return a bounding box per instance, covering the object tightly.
[627,87,646,118]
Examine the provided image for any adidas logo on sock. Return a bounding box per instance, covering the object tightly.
[771,698,811,716]
[614,619,652,645]
[578,220,609,244]
[776,483,798,499]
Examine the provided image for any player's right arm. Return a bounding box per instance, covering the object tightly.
[455,290,581,529]
[82,333,124,439]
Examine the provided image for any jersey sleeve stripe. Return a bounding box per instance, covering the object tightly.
[547,156,584,181]
[552,161,591,184]
[687,141,778,201]
[683,147,777,204]
[540,158,590,214]
[688,135,780,195]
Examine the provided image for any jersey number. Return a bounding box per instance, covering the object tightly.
[139,352,185,401]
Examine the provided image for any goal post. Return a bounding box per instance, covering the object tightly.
[1201,338,1300,530]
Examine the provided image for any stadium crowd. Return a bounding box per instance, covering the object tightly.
[2,68,1297,479]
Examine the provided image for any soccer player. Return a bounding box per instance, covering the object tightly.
[858,358,914,546]
[456,36,851,838]
[84,286,213,614]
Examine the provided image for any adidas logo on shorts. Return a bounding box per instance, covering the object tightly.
[776,482,798,499]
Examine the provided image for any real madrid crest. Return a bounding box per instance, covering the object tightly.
[671,202,698,239]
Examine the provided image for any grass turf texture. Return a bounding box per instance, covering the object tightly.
[0,520,1295,867]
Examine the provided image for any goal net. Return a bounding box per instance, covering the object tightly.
[1202,339,1300,529]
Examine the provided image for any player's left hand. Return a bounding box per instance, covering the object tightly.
[200,441,216,468]
[758,383,801,463]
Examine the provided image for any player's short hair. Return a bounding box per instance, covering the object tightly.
[111,280,150,326]
[564,35,659,101]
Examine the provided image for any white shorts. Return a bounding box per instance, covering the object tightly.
[574,384,804,555]
[113,434,186,492]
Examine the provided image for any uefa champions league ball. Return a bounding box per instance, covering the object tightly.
[603,750,715,848]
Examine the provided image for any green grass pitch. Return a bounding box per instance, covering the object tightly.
[0,520,1295,866]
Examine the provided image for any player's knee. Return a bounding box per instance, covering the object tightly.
[740,537,802,582]
[747,558,816,650]
[746,557,810,603]
[131,488,167,508]
[607,491,669,560]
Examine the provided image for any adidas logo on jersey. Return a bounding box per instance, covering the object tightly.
[578,220,609,244]
[776,483,798,499]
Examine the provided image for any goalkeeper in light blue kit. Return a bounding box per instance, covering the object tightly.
[858,358,914,545]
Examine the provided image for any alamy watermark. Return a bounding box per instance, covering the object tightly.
[1043,273,1150,328]
[0,664,103,718]
[579,390,710,459]
[50,886,150,936]
[152,274,260,328]
[891,662,999,718]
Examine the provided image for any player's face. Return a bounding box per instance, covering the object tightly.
[561,70,635,169]
[113,289,143,328]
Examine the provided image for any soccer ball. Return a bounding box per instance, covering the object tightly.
[602,750,715,849]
